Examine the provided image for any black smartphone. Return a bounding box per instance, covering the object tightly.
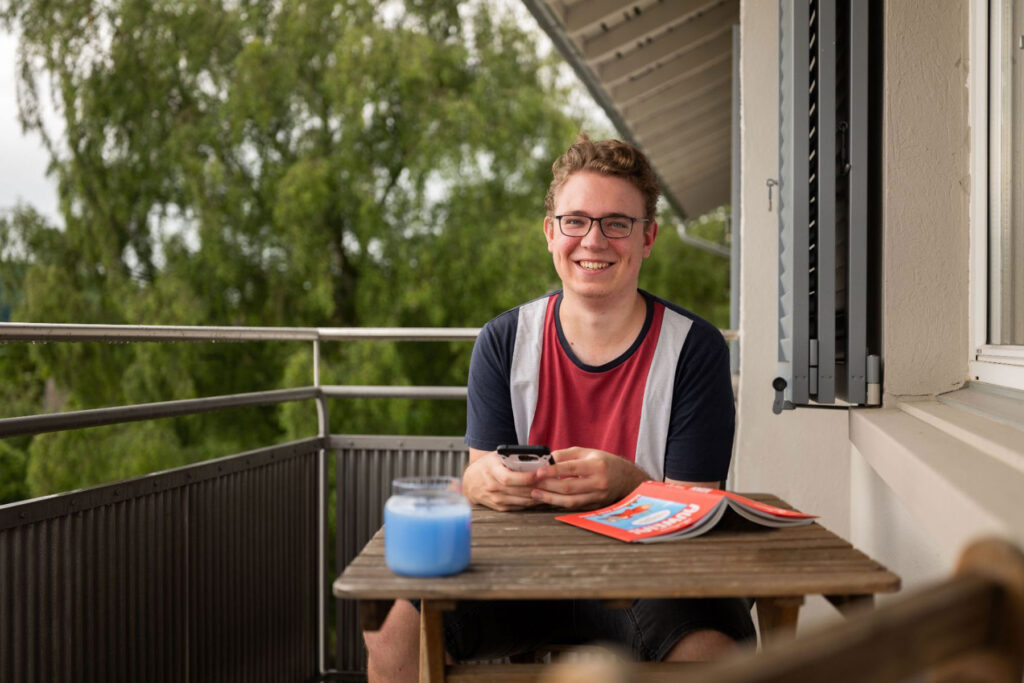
[495,444,553,472]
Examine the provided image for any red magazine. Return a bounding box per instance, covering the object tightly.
[556,481,816,543]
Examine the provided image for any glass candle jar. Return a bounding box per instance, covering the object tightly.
[384,476,471,577]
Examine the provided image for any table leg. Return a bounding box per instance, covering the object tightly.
[755,596,804,645]
[419,600,449,683]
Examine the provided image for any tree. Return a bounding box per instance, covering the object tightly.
[0,0,729,499]
[0,0,582,496]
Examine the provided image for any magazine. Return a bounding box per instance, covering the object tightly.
[555,481,817,543]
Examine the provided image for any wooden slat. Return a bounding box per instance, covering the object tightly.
[598,1,738,84]
[659,156,731,187]
[632,86,732,140]
[611,31,733,104]
[562,0,644,36]
[622,59,732,121]
[695,575,1002,683]
[671,172,733,204]
[645,116,732,156]
[447,660,706,683]
[580,0,718,62]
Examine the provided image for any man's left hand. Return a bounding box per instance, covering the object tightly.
[530,447,650,509]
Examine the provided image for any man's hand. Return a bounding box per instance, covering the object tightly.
[530,447,651,509]
[462,448,542,511]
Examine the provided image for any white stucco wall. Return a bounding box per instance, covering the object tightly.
[849,443,951,589]
[735,0,852,630]
[880,0,971,399]
[735,0,1001,629]
[734,1,850,530]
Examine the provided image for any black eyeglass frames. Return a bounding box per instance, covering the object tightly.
[552,214,650,239]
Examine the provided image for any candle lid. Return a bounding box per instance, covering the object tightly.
[392,476,462,498]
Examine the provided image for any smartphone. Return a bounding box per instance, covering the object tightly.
[496,444,553,472]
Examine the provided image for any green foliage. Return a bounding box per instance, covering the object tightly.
[641,207,731,328]
[0,439,29,503]
[0,0,728,501]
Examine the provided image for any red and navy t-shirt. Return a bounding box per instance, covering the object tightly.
[465,290,735,483]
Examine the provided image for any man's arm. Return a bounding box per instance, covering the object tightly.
[530,456,723,510]
[462,447,542,511]
[529,447,650,509]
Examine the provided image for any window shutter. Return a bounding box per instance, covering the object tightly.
[774,0,878,412]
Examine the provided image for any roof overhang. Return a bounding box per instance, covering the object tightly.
[521,0,739,222]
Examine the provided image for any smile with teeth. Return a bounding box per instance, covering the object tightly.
[577,260,611,271]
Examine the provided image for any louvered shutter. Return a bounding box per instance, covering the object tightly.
[775,0,877,412]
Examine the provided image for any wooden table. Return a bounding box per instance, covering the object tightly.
[334,496,900,682]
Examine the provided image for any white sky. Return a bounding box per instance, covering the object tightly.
[0,32,59,223]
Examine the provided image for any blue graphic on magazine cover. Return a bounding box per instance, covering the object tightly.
[585,495,692,531]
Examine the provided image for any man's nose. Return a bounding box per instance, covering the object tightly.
[580,220,609,247]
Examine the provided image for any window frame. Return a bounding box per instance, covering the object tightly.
[969,0,1024,392]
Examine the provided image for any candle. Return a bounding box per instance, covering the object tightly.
[384,477,471,577]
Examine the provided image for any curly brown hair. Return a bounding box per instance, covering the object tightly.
[544,132,660,220]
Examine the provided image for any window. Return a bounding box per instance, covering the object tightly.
[971,0,1024,391]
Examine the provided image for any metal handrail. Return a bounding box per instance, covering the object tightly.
[0,386,468,438]
[0,322,736,342]
[0,387,320,438]
[0,322,480,343]
[320,385,468,400]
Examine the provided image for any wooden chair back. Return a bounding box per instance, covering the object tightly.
[696,536,1024,683]
[534,537,1024,683]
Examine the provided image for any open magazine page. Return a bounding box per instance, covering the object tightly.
[556,482,816,542]
[555,482,730,543]
[720,490,817,521]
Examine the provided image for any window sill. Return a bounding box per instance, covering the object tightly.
[970,346,1024,392]
[849,390,1024,551]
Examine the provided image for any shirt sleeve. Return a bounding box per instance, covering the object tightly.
[465,311,520,451]
[663,318,736,482]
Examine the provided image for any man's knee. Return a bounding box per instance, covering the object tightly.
[363,599,420,683]
[663,628,736,662]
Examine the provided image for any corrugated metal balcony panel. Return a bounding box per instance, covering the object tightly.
[190,455,319,682]
[1,495,189,683]
[0,439,321,683]
[332,435,469,674]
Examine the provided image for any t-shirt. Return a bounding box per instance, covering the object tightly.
[465,289,735,482]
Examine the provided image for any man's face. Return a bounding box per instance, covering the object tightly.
[544,170,657,303]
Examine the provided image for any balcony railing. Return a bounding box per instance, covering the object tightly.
[0,321,736,681]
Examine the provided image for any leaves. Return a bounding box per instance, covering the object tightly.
[0,0,728,500]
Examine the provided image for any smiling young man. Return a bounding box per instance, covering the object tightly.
[363,134,752,682]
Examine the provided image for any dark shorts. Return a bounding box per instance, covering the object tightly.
[421,597,755,662]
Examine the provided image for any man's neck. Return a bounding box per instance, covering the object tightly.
[558,289,647,367]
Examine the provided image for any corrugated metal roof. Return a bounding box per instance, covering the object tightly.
[523,0,738,220]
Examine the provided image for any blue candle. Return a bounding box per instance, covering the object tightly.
[384,478,471,577]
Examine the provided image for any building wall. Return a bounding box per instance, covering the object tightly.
[879,0,972,399]
[736,0,1024,631]
[735,0,852,630]
[735,0,851,537]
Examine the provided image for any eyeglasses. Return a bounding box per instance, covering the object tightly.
[552,214,650,239]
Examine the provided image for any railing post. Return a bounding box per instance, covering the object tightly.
[314,338,331,674]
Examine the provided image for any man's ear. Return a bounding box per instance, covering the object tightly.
[544,216,556,252]
[642,220,658,258]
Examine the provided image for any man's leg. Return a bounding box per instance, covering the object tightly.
[576,597,754,663]
[662,629,737,661]
[363,599,420,683]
